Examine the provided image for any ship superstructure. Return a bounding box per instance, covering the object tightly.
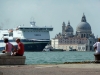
[0,20,53,51]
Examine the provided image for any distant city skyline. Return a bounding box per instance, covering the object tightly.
[0,0,100,39]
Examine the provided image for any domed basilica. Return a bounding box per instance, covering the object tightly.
[51,14,96,51]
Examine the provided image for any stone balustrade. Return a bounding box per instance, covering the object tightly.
[0,56,26,65]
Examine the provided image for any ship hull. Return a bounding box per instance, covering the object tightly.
[24,42,48,51]
[0,39,50,52]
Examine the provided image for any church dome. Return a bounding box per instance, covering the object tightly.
[65,21,73,32]
[77,22,91,31]
[76,14,91,32]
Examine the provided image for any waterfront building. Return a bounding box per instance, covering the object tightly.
[51,14,96,51]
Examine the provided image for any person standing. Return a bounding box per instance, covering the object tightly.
[0,38,15,56]
[93,38,100,54]
[12,38,24,56]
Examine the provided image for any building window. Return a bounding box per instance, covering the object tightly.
[78,47,81,50]
[90,46,93,51]
[90,41,92,44]
[81,34,83,38]
[75,46,77,49]
[84,34,85,37]
[82,47,85,50]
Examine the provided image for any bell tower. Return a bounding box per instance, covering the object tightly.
[62,22,66,34]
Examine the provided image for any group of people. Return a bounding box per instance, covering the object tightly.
[0,38,24,56]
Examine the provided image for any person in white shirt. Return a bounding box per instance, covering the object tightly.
[93,38,100,54]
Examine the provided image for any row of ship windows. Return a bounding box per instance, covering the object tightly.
[20,28,52,30]
[4,34,41,36]
[23,31,48,32]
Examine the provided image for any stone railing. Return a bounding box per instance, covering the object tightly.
[0,56,26,65]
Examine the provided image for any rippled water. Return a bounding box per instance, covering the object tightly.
[24,51,95,64]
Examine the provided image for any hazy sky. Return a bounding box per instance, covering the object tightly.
[0,0,100,39]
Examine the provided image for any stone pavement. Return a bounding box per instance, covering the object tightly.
[0,63,100,75]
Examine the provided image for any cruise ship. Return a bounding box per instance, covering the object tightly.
[0,20,53,51]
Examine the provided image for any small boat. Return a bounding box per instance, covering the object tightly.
[43,44,64,52]
[43,44,53,52]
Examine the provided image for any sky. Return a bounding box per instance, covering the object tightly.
[0,0,100,39]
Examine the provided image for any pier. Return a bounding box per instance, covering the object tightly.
[0,63,100,75]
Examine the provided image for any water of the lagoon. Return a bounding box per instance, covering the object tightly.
[24,51,95,64]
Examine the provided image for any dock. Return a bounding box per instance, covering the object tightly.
[0,63,100,75]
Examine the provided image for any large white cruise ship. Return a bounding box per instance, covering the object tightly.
[0,20,53,51]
